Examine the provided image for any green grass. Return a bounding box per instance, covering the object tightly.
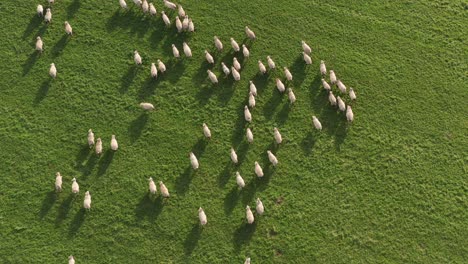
[0,0,467,262]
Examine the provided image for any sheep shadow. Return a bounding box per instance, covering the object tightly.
[217,163,233,188]
[68,208,86,237]
[290,55,308,87]
[148,21,168,49]
[192,61,211,86]
[119,65,139,93]
[138,76,162,100]
[251,73,270,96]
[74,145,97,176]
[233,222,257,252]
[83,153,99,177]
[66,0,81,19]
[135,194,163,222]
[230,105,248,146]
[128,113,149,143]
[165,60,186,84]
[22,51,40,76]
[39,191,57,219]
[55,194,74,226]
[241,179,257,205]
[276,102,291,125]
[22,15,42,40]
[195,84,215,106]
[224,186,240,215]
[263,90,284,120]
[34,79,51,104]
[184,224,202,255]
[97,150,115,176]
[175,166,194,195]
[217,75,236,105]
[106,9,150,37]
[51,35,70,58]
[192,138,208,158]
[236,141,249,165]
[301,131,317,155]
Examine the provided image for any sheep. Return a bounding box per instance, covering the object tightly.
[205,50,214,64]
[190,152,199,170]
[230,147,238,164]
[119,0,127,9]
[273,127,282,144]
[150,63,158,78]
[248,92,255,108]
[188,18,194,32]
[302,40,312,54]
[233,57,241,71]
[69,256,75,264]
[44,8,52,23]
[55,172,62,192]
[322,79,331,91]
[349,87,357,100]
[267,56,276,70]
[214,36,223,51]
[207,70,218,84]
[198,207,207,226]
[142,0,149,13]
[182,16,189,31]
[35,36,43,52]
[244,105,252,122]
[95,138,103,155]
[221,62,230,76]
[164,0,177,9]
[246,205,255,224]
[159,181,170,198]
[328,91,337,106]
[329,70,337,84]
[175,16,183,32]
[110,135,118,151]
[230,38,240,52]
[172,44,180,58]
[258,60,267,74]
[256,198,264,215]
[148,177,157,195]
[288,88,296,104]
[87,129,95,147]
[267,150,278,166]
[244,257,251,264]
[71,178,79,194]
[48,0,54,4]
[337,96,346,112]
[202,123,211,139]
[133,0,142,6]
[37,4,44,16]
[254,161,264,177]
[140,102,155,110]
[303,52,312,65]
[178,5,185,17]
[231,67,241,81]
[242,44,250,58]
[337,80,347,93]
[284,67,293,81]
[157,59,166,73]
[236,171,245,189]
[246,128,253,143]
[312,116,322,131]
[249,81,257,96]
[49,63,57,78]
[83,191,91,210]
[346,105,354,122]
[320,60,327,76]
[134,50,142,65]
[275,78,285,93]
[245,26,256,40]
[161,11,171,26]
[149,3,157,15]
[183,42,192,57]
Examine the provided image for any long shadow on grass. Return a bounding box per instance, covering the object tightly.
[120,65,139,93]
[175,166,194,195]
[241,179,257,205]
[34,79,52,104]
[106,10,150,37]
[55,194,74,226]
[51,35,70,58]
[301,131,317,156]
[135,194,163,222]
[165,60,186,84]
[251,73,270,96]
[276,102,291,126]
[22,51,40,76]
[75,146,98,177]
[224,186,240,215]
[69,208,86,236]
[66,0,81,19]
[192,138,208,158]
[184,224,202,255]
[217,163,234,188]
[231,105,248,146]
[138,76,162,100]
[39,191,56,219]
[22,15,42,40]
[290,55,309,87]
[217,75,236,105]
[233,222,257,252]
[97,150,114,176]
[263,90,284,120]
[129,113,149,143]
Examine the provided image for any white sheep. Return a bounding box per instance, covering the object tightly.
[190,152,199,170]
[134,50,142,65]
[230,38,240,52]
[140,102,155,110]
[133,0,142,6]
[95,138,103,155]
[254,161,264,177]
[142,0,149,13]
[267,150,278,166]
[183,42,192,57]
[159,181,170,197]
[329,70,337,84]
[119,0,127,9]
[148,177,157,195]
[37,4,44,16]
[244,257,251,264]
[182,16,189,31]
[275,78,285,93]
[161,11,171,26]
[322,79,331,91]
[236,171,245,189]
[207,70,218,84]
[346,105,354,122]
[68,256,75,264]
[175,16,183,32]
[230,148,238,164]
[328,91,337,106]
[246,128,253,143]
[233,57,241,71]
[244,105,252,122]
[303,52,312,65]
[44,8,52,23]
[110,135,118,151]
[87,129,95,147]
[288,88,296,104]
[49,63,57,78]
[36,36,43,52]
[256,198,264,215]
[220,62,230,76]
[48,0,55,4]
[214,36,223,51]
[248,92,256,108]
[284,67,293,81]
[172,44,180,58]
[245,26,256,40]
[205,50,214,64]
[157,59,166,73]
[349,87,357,100]
[337,80,347,93]
[258,60,267,74]
[320,60,327,76]
[178,5,185,17]
[151,63,158,78]
[198,207,207,226]
[242,44,250,58]
[149,3,157,15]
[249,81,257,96]
[246,205,255,224]
[337,96,346,112]
[55,172,62,192]
[71,178,79,194]
[188,18,194,32]
[302,40,312,54]
[273,127,282,144]
[267,56,276,70]
[83,191,91,210]
[312,116,322,131]
[164,0,177,9]
[231,67,241,81]
[202,123,211,139]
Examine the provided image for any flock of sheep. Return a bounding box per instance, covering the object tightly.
[34,0,357,263]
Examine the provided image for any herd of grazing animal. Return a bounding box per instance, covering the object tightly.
[32,0,358,262]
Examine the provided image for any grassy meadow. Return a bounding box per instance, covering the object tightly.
[0,0,467,263]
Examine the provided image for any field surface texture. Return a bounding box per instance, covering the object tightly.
[0,0,467,263]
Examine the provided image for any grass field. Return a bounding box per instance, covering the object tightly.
[0,0,467,263]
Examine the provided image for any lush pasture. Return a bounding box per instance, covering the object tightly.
[0,0,466,263]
